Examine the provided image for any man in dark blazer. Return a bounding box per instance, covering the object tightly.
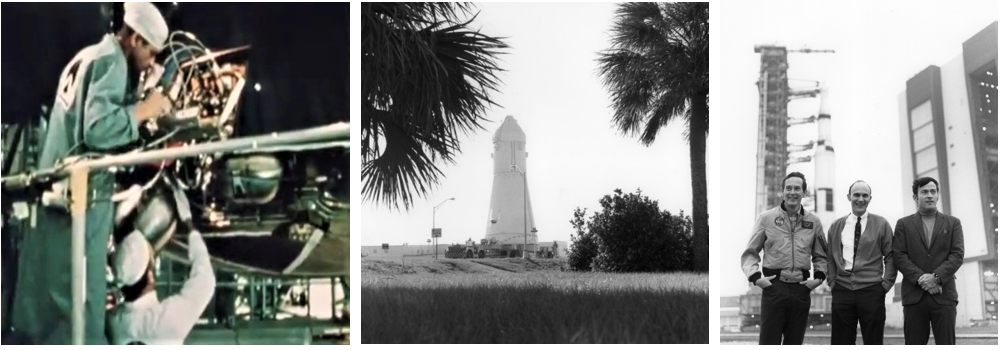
[826,180,896,345]
[893,177,964,345]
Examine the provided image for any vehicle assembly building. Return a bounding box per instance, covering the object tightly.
[894,21,998,326]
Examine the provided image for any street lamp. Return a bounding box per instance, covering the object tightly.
[511,165,529,258]
[432,198,455,259]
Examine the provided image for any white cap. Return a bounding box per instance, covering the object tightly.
[123,2,169,51]
[113,184,143,226]
[114,230,152,287]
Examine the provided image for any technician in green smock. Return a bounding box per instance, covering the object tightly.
[9,2,173,344]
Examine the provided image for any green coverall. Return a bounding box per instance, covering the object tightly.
[11,33,142,345]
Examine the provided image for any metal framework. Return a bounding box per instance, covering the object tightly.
[752,45,833,216]
[754,45,790,216]
[2,122,349,345]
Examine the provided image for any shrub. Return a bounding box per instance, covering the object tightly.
[568,189,693,272]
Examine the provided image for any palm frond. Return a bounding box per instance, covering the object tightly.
[362,2,508,210]
[596,2,708,146]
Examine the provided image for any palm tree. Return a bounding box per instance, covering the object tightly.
[361,3,508,210]
[596,2,709,272]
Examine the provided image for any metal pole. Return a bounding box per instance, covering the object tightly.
[83,123,349,172]
[432,198,454,260]
[433,208,436,259]
[512,166,528,259]
[336,278,340,322]
[250,276,256,320]
[69,166,89,345]
[2,123,350,191]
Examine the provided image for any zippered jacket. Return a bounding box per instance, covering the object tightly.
[742,202,829,283]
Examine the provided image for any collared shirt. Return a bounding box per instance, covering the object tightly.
[840,211,869,271]
[107,231,215,345]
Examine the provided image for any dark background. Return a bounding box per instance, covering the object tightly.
[1,4,350,340]
[1,2,350,135]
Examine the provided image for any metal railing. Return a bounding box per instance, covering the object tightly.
[153,274,346,323]
[2,122,349,345]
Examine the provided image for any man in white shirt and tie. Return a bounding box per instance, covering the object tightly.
[825,180,897,345]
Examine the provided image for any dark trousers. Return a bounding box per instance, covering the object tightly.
[830,282,886,345]
[759,281,812,345]
[903,293,957,345]
[11,201,113,344]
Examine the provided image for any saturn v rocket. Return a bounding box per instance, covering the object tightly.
[813,85,837,225]
[485,116,538,250]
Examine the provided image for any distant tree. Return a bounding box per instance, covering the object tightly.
[567,208,598,272]
[596,2,709,272]
[567,189,693,272]
[361,3,508,210]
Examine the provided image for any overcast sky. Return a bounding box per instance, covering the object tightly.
[720,0,998,297]
[359,2,705,247]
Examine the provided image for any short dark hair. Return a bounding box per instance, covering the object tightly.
[783,172,808,192]
[121,269,151,302]
[847,180,871,196]
[912,177,939,195]
[117,25,151,48]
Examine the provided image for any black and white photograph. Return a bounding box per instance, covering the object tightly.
[2,2,350,345]
[719,0,997,345]
[361,2,709,344]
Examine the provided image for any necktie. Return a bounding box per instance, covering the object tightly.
[852,216,861,271]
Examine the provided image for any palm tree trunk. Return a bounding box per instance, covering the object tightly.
[689,92,709,272]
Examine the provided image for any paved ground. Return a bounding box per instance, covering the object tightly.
[361,256,566,280]
[722,327,999,345]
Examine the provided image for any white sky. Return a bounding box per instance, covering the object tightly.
[359,2,704,247]
[719,0,998,297]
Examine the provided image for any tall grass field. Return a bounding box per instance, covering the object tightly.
[362,259,708,344]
